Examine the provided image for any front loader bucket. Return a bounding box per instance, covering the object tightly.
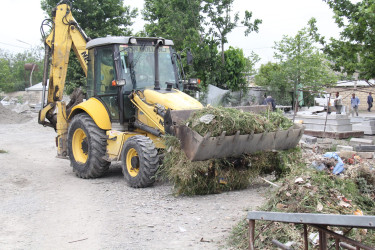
[173,124,304,161]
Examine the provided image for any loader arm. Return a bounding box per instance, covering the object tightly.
[38,3,90,157]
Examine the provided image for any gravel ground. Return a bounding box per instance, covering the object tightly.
[0,114,266,249]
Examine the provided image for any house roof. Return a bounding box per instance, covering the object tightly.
[25,81,49,91]
[335,80,375,87]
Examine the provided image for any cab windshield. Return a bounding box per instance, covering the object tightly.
[120,44,177,90]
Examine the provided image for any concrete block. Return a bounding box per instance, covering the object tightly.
[352,120,375,135]
[354,145,375,152]
[303,123,352,132]
[352,124,375,135]
[339,151,356,159]
[336,145,354,152]
[350,117,364,123]
[301,135,317,144]
[356,152,374,159]
[349,138,374,146]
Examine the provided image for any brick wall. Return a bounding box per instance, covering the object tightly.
[326,87,374,111]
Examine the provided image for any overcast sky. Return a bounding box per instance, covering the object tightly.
[1,0,342,66]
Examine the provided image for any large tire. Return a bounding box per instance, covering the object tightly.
[67,113,110,178]
[121,135,159,188]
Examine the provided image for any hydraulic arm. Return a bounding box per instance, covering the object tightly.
[39,2,90,157]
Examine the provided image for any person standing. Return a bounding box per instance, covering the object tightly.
[266,95,276,111]
[333,92,343,114]
[367,92,373,112]
[262,93,267,105]
[351,93,360,117]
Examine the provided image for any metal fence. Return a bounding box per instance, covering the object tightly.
[247,211,375,250]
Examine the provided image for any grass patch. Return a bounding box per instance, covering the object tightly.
[0,149,7,153]
[228,151,375,249]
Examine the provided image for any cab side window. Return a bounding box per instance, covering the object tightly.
[95,47,116,95]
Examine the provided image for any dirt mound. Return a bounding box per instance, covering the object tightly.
[0,103,33,124]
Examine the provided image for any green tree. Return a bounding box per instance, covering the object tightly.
[203,0,262,63]
[142,0,261,92]
[216,47,259,92]
[257,20,337,108]
[323,0,375,80]
[0,48,44,93]
[254,62,292,105]
[41,0,137,93]
[143,0,203,50]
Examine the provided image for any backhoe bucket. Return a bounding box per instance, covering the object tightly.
[166,106,304,162]
[173,123,304,161]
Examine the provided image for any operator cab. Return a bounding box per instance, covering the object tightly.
[86,36,181,124]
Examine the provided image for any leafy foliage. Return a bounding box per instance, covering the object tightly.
[160,135,289,196]
[185,106,293,137]
[216,47,258,91]
[142,0,261,92]
[254,62,292,105]
[323,0,375,79]
[41,0,137,94]
[0,48,43,93]
[255,19,337,106]
[203,0,261,62]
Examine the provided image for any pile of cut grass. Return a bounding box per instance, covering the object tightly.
[159,107,295,195]
[228,150,375,249]
[159,136,289,196]
[185,106,293,137]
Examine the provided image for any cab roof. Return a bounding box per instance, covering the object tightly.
[86,36,174,49]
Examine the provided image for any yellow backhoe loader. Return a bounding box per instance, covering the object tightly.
[39,1,304,188]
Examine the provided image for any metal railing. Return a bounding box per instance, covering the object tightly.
[247,211,375,250]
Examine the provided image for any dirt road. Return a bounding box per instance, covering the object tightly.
[0,114,266,249]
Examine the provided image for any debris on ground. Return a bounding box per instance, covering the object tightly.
[0,103,33,124]
[228,146,375,249]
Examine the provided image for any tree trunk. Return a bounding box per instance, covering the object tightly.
[221,39,225,63]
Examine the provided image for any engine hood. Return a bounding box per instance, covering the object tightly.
[143,89,203,110]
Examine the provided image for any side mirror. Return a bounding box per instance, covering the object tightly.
[111,79,126,87]
[187,49,193,65]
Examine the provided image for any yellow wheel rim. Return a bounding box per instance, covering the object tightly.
[72,128,88,163]
[126,148,139,177]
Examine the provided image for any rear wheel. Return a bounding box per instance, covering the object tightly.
[121,135,159,188]
[68,113,110,178]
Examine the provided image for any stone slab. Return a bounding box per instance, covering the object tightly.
[362,120,375,126]
[354,145,375,152]
[296,116,351,126]
[356,152,374,159]
[338,151,357,159]
[352,124,375,135]
[350,117,364,123]
[336,145,354,152]
[301,135,317,144]
[304,130,364,139]
[303,123,352,132]
[349,138,374,146]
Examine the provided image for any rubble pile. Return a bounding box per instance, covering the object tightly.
[0,103,33,124]
[229,146,375,249]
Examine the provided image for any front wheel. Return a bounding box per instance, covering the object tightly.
[67,113,110,178]
[121,135,159,188]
